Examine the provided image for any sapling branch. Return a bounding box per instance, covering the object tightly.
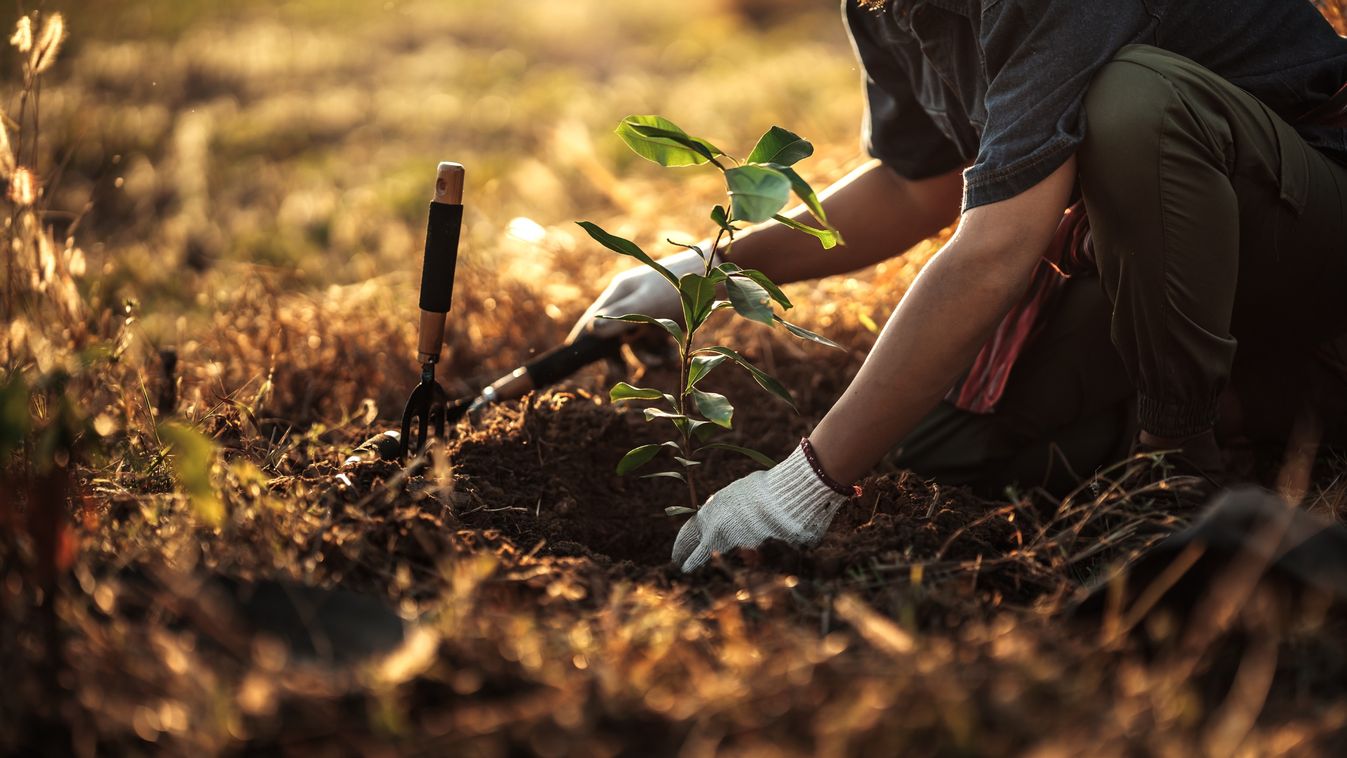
[590,117,843,516]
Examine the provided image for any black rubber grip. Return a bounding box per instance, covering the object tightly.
[524,332,623,388]
[419,202,463,312]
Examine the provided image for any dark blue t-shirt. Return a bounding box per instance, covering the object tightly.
[844,0,1347,210]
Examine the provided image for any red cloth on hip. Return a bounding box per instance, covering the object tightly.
[947,201,1094,414]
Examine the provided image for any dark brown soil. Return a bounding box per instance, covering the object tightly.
[343,363,1075,620]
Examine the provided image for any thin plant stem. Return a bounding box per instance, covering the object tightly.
[678,218,734,508]
[676,333,697,508]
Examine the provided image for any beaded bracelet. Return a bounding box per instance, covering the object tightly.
[799,437,863,498]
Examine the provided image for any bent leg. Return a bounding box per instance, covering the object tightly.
[1079,44,1347,441]
[893,275,1135,498]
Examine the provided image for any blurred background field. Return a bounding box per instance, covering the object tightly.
[6,1,1347,755]
[24,0,903,425]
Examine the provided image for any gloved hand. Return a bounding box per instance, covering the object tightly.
[567,248,712,342]
[671,440,858,573]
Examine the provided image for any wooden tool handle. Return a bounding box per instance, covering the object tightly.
[417,162,465,363]
[432,162,465,205]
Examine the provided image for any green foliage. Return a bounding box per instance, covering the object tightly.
[725,165,792,223]
[580,118,844,511]
[746,126,814,166]
[724,275,774,326]
[610,382,665,403]
[159,421,225,528]
[616,115,725,168]
[577,222,678,286]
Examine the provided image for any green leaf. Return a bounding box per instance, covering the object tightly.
[773,214,840,250]
[616,115,724,167]
[673,457,701,467]
[698,442,776,468]
[692,419,721,442]
[710,205,736,233]
[644,471,687,482]
[724,275,775,326]
[644,408,687,422]
[665,506,698,517]
[159,421,225,528]
[746,126,814,166]
[678,273,718,331]
[598,313,684,345]
[666,238,706,258]
[695,346,797,411]
[765,165,842,243]
[774,315,844,350]
[732,269,792,310]
[610,382,665,403]
[725,165,791,223]
[576,221,678,287]
[687,354,728,388]
[692,389,734,428]
[617,443,670,474]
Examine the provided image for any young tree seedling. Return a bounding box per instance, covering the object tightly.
[578,116,845,516]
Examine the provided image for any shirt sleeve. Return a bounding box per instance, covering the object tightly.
[844,1,966,181]
[963,0,1151,210]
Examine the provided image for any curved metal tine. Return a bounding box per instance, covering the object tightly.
[399,400,417,460]
[430,401,447,444]
[444,397,471,427]
[416,403,430,456]
[400,383,434,460]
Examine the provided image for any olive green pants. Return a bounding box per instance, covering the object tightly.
[1081,45,1347,438]
[895,45,1347,497]
[893,274,1137,498]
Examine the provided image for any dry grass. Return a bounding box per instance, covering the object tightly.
[3,1,1347,755]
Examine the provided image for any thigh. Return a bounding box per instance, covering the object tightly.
[994,274,1135,440]
[1231,150,1347,346]
[894,275,1136,494]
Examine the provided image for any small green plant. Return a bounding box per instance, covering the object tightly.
[577,115,844,515]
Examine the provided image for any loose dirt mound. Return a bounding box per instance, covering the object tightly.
[319,381,1102,621]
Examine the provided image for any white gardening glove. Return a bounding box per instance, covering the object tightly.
[671,441,858,573]
[567,248,713,342]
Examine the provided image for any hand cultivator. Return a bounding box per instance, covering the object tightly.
[397,162,467,461]
[359,331,625,465]
[350,162,627,466]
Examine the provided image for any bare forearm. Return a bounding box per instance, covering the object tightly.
[808,233,1041,482]
[723,160,962,284]
[807,159,1079,484]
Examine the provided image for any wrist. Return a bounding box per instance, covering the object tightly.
[764,442,862,510]
[798,437,862,497]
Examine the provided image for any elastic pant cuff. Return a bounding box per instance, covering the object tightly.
[1137,393,1220,438]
